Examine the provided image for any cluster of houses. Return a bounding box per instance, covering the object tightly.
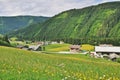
[16,41,44,51]
[17,44,43,51]
[69,44,120,61]
[16,41,64,51]
[16,41,120,61]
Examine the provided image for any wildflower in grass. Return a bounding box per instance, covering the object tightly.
[107,77,112,80]
[51,73,54,76]
[99,77,102,80]
[83,77,87,80]
[103,74,105,78]
[32,68,39,73]
[64,70,67,73]
[2,70,5,73]
[68,76,70,78]
[1,46,120,79]
[3,64,5,66]
[64,77,68,79]
[18,70,22,74]
[48,66,51,68]
[10,66,13,69]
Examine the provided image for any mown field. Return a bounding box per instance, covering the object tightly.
[44,44,94,52]
[44,44,70,52]
[0,46,120,80]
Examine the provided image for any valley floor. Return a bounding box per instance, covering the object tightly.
[0,46,120,80]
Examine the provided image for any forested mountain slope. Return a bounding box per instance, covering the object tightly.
[0,16,49,34]
[11,2,120,41]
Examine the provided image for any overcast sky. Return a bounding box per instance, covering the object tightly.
[0,0,119,17]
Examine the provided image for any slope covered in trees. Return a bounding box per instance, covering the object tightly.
[0,34,11,46]
[0,16,49,34]
[11,2,120,45]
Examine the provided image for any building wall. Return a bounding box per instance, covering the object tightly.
[95,46,120,53]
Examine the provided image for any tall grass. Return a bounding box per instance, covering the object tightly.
[0,46,120,80]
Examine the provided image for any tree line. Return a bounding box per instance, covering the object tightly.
[53,37,120,46]
[0,35,11,46]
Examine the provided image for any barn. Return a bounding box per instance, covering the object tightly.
[95,45,120,60]
[70,45,80,53]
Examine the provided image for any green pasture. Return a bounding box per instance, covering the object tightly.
[0,46,120,80]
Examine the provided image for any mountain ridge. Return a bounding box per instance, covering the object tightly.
[0,16,49,34]
[10,2,120,43]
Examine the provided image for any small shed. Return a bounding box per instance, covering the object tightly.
[70,45,80,53]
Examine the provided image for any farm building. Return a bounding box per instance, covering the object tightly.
[29,45,42,51]
[16,45,24,49]
[95,45,120,60]
[16,45,28,49]
[70,45,80,53]
[95,46,120,54]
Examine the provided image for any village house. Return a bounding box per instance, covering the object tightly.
[59,41,64,44]
[70,45,80,53]
[95,44,120,60]
[99,44,113,47]
[16,45,24,49]
[51,41,58,44]
[29,45,42,51]
[16,45,28,49]
[95,45,120,54]
[35,41,44,45]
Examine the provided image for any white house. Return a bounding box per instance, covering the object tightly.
[95,46,120,53]
[95,45,120,60]
[29,45,42,51]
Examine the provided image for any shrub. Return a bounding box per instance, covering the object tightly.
[0,40,11,46]
[116,58,120,63]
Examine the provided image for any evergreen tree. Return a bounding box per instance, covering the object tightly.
[3,35,10,44]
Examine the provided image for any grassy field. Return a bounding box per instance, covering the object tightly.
[0,46,120,80]
[45,44,70,52]
[81,44,94,51]
[44,44,94,52]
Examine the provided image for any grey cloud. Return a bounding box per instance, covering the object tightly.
[0,0,118,16]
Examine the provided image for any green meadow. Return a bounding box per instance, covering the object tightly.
[0,46,120,80]
[44,44,70,52]
[44,44,94,52]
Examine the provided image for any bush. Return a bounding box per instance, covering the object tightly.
[116,58,120,63]
[24,45,29,48]
[0,40,11,47]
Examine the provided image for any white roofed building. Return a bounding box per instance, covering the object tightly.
[95,46,120,53]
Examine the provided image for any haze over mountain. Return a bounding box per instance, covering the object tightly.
[0,16,49,34]
[10,2,120,41]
